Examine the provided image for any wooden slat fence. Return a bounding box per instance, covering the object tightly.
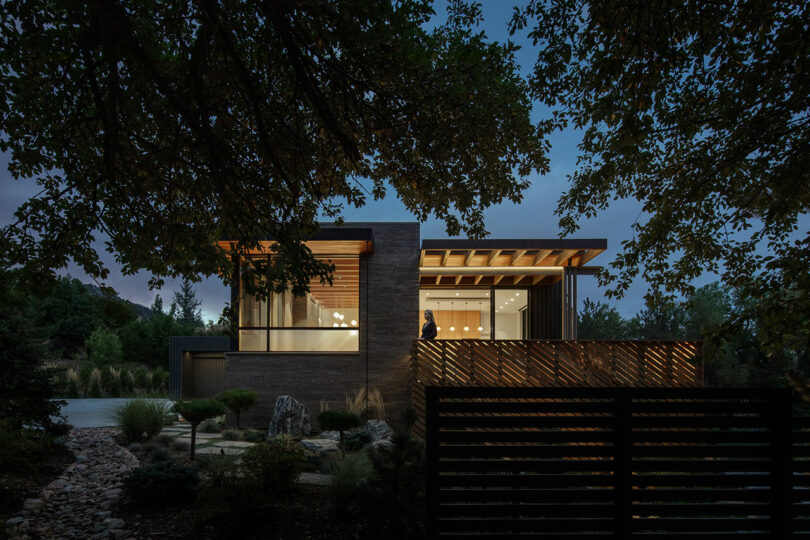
[411,340,702,438]
[426,386,806,538]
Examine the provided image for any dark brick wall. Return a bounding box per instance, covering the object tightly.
[225,222,420,429]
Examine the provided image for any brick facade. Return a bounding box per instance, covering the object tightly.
[225,222,420,429]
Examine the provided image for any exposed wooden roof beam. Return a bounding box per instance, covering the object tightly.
[493,275,505,285]
[454,275,463,285]
[419,250,425,266]
[474,275,485,285]
[435,275,441,285]
[511,250,527,266]
[441,250,451,266]
[487,249,502,266]
[578,248,604,266]
[532,275,545,285]
[555,249,578,266]
[514,275,526,285]
[533,249,553,265]
[464,249,476,266]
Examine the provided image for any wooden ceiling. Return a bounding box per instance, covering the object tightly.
[419,248,604,287]
[217,239,373,256]
[308,258,358,310]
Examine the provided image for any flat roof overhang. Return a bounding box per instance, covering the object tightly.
[419,238,606,287]
[218,228,374,256]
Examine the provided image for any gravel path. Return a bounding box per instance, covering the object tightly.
[5,428,139,540]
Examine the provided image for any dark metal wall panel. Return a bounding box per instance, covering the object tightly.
[530,282,562,339]
[168,336,231,399]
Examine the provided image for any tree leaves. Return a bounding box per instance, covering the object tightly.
[514,0,809,354]
[0,0,547,299]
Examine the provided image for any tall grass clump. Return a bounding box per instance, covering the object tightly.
[112,399,171,444]
[328,450,372,515]
[345,386,386,419]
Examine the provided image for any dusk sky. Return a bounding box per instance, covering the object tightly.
[0,2,744,323]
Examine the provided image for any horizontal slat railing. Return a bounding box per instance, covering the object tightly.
[411,340,703,438]
[425,386,804,539]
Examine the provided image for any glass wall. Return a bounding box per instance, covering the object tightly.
[494,289,529,340]
[418,287,528,341]
[239,256,359,351]
[418,289,492,340]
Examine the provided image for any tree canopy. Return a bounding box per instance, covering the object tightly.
[512,0,809,353]
[0,0,546,299]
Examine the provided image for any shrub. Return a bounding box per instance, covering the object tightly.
[222,430,241,441]
[78,361,94,395]
[151,367,169,394]
[105,366,122,397]
[328,451,372,516]
[147,448,171,463]
[85,326,123,367]
[173,399,227,459]
[155,433,174,447]
[124,461,199,507]
[0,429,53,473]
[120,368,134,394]
[111,399,171,444]
[241,437,306,494]
[128,442,142,453]
[133,366,149,390]
[65,370,81,398]
[170,440,190,452]
[243,430,267,443]
[214,388,258,429]
[199,420,221,433]
[88,374,102,398]
[317,410,362,456]
[344,429,372,452]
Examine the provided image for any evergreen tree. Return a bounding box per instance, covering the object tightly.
[172,280,203,328]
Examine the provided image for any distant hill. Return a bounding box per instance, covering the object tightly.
[83,283,152,319]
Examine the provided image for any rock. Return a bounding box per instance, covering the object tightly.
[111,529,130,539]
[6,516,25,527]
[364,419,392,441]
[97,511,112,519]
[104,517,126,529]
[23,498,44,513]
[268,395,311,437]
[371,439,395,451]
[320,430,340,441]
[299,438,340,457]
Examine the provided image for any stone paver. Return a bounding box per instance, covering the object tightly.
[174,432,221,440]
[4,428,138,540]
[213,441,255,448]
[297,472,331,486]
[195,446,245,456]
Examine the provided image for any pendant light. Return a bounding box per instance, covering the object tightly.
[463,302,469,332]
[436,301,441,332]
[449,302,455,332]
[477,302,484,332]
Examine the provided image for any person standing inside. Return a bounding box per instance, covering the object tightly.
[420,309,437,340]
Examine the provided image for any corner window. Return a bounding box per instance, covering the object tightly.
[239,257,359,352]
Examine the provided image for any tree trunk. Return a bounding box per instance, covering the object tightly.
[190,424,197,460]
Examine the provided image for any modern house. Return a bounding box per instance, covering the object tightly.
[169,222,701,428]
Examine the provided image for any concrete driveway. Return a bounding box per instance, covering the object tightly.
[57,398,174,428]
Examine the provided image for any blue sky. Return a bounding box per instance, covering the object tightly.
[0,2,716,322]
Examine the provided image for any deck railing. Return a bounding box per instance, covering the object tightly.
[410,339,702,437]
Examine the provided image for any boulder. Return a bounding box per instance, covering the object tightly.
[364,419,392,441]
[320,430,340,441]
[268,395,311,437]
[300,438,340,458]
[371,439,395,451]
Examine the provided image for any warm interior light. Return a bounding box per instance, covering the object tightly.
[437,326,442,331]
[333,312,340,318]
[463,326,469,332]
[449,326,455,331]
[339,314,345,320]
[478,326,483,331]
[455,292,459,296]
[351,320,357,326]
[332,322,339,327]
[350,329,358,336]
[340,322,348,327]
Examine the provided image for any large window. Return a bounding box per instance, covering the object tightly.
[418,287,528,340]
[239,257,359,352]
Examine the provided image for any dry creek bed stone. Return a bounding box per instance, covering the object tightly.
[5,427,139,540]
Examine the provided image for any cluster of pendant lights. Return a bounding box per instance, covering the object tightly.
[331,311,358,328]
[435,301,484,333]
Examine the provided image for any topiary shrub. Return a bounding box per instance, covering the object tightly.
[317,410,362,456]
[124,461,199,507]
[111,399,171,444]
[215,388,258,429]
[173,399,227,459]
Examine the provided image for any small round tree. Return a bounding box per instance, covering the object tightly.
[317,410,362,456]
[215,388,258,429]
[172,399,227,459]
